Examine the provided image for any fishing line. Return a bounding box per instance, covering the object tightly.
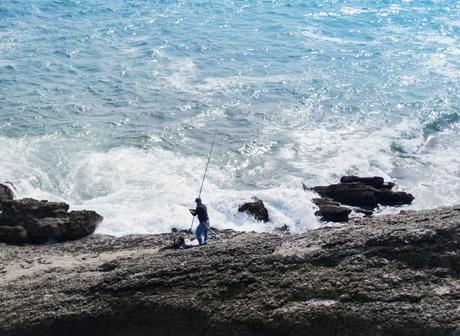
[190,131,217,232]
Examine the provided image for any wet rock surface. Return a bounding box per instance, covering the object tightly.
[1,206,459,336]
[0,183,14,210]
[238,197,270,222]
[0,198,103,244]
[339,176,395,189]
[312,198,352,222]
[310,176,415,222]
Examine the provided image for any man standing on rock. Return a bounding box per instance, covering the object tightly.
[189,198,209,245]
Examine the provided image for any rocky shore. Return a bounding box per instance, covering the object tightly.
[307,175,415,222]
[1,205,459,336]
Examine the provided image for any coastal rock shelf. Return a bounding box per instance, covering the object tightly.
[1,205,459,336]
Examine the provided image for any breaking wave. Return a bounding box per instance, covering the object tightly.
[0,0,459,235]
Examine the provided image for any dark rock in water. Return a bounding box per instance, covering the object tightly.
[0,198,102,245]
[0,206,459,336]
[381,182,395,190]
[340,176,397,190]
[312,197,341,207]
[0,183,14,211]
[340,175,384,188]
[309,176,414,222]
[313,182,379,208]
[313,198,351,222]
[301,182,309,191]
[238,197,269,222]
[376,189,415,206]
[0,225,29,244]
[313,182,414,209]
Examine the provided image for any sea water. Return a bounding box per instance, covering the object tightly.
[0,0,459,235]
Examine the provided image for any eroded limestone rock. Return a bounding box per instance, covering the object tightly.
[0,206,459,336]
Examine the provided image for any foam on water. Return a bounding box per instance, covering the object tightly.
[1,0,459,236]
[0,134,319,235]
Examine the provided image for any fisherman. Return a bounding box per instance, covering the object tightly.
[189,197,209,245]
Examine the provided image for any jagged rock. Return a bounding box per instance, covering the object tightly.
[340,175,384,188]
[0,206,459,336]
[309,177,414,222]
[65,211,102,240]
[0,184,14,211]
[0,226,29,245]
[340,176,395,190]
[24,218,64,242]
[1,198,69,225]
[0,198,102,245]
[313,198,351,222]
[312,182,414,208]
[376,189,415,206]
[381,182,396,190]
[313,182,379,208]
[23,212,101,243]
[238,197,269,222]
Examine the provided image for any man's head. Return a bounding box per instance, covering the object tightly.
[195,197,202,204]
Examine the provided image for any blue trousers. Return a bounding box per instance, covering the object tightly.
[195,220,209,245]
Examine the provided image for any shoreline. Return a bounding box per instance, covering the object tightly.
[1,205,459,336]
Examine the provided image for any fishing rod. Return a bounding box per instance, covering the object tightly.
[190,131,217,232]
[198,131,217,200]
[205,222,222,241]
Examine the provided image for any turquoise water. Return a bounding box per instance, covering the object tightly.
[1,0,459,234]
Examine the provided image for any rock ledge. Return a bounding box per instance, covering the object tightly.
[1,205,459,336]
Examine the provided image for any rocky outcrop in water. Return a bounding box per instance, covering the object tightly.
[0,205,459,336]
[308,176,415,222]
[238,197,269,222]
[0,198,103,244]
[312,198,352,222]
[0,183,14,210]
[339,176,395,189]
[312,181,414,208]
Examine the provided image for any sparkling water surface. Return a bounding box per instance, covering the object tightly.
[1,0,459,234]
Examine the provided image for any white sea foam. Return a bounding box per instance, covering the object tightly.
[164,63,298,96]
[300,29,379,46]
[167,58,198,92]
[0,114,458,237]
[1,0,459,238]
[197,74,295,93]
[426,53,460,79]
[0,135,320,236]
[340,7,365,16]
